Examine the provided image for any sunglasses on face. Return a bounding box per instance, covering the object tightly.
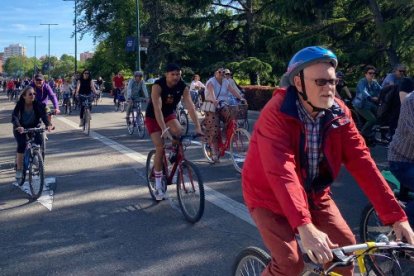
[27,92,36,96]
[399,70,407,73]
[367,71,376,75]
[84,72,90,75]
[35,79,43,82]
[312,78,339,86]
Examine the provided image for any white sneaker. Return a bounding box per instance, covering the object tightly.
[155,188,165,201]
[15,170,23,180]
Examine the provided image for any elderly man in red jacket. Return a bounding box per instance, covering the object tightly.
[242,46,414,275]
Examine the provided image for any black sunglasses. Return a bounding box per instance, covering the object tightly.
[313,78,339,86]
[399,70,407,73]
[27,92,36,96]
[367,71,376,75]
[35,79,43,82]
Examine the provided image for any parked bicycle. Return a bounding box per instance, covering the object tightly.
[176,101,189,135]
[146,132,205,223]
[79,94,94,135]
[233,237,414,275]
[202,103,251,173]
[127,98,146,138]
[18,127,46,200]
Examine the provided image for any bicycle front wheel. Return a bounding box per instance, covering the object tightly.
[232,247,270,276]
[176,160,204,223]
[364,245,414,275]
[28,151,45,200]
[145,150,166,201]
[136,112,146,139]
[230,128,251,173]
[179,111,189,135]
[202,143,215,163]
[84,109,91,135]
[127,111,136,135]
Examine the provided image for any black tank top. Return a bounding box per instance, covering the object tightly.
[145,77,187,118]
[79,78,92,95]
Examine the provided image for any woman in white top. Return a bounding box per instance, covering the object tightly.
[203,68,246,162]
[190,74,205,103]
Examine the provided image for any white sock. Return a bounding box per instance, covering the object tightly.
[155,170,163,190]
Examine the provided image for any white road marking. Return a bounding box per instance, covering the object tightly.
[56,116,255,226]
[13,177,56,211]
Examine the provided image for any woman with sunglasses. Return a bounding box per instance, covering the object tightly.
[352,65,382,142]
[11,86,54,180]
[75,69,98,127]
[203,68,246,162]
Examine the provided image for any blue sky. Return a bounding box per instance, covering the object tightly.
[0,0,95,60]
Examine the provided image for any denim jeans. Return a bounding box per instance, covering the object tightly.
[389,161,414,225]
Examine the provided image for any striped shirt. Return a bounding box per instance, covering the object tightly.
[388,92,414,162]
[296,100,325,181]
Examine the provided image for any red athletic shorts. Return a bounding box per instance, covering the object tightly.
[145,113,177,135]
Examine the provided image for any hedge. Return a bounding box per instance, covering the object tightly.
[241,85,277,111]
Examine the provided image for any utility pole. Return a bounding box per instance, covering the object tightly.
[63,0,78,74]
[40,23,58,77]
[135,0,141,71]
[28,35,42,76]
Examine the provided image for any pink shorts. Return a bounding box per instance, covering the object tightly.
[145,113,177,135]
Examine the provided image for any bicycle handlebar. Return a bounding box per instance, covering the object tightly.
[21,127,45,134]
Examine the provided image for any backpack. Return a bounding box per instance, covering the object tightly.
[377,84,400,125]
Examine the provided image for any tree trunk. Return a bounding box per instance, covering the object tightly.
[367,0,399,66]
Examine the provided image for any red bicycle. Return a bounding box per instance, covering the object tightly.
[146,133,205,223]
[202,103,251,173]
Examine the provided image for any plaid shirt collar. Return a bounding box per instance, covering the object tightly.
[296,100,325,182]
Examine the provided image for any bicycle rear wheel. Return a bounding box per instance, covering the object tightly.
[145,150,166,201]
[28,151,45,200]
[127,111,136,135]
[136,112,146,139]
[232,246,270,276]
[364,246,414,275]
[230,128,251,173]
[176,160,204,223]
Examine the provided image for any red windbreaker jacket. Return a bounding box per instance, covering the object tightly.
[242,87,406,230]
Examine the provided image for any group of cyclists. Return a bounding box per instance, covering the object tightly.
[6,46,414,274]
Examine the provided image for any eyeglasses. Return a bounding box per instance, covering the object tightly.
[28,92,36,96]
[224,73,230,76]
[367,71,376,75]
[312,78,339,86]
[35,79,43,82]
[399,70,407,73]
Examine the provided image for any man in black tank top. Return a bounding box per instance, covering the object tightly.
[145,63,203,201]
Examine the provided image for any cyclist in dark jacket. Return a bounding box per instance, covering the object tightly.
[12,86,53,180]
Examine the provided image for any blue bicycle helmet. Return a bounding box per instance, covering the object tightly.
[287,46,338,86]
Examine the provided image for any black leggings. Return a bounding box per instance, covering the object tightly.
[14,131,42,154]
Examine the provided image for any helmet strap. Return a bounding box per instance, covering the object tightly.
[298,71,326,113]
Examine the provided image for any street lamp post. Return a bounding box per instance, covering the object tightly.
[135,0,141,71]
[28,35,42,76]
[40,23,58,77]
[63,0,78,74]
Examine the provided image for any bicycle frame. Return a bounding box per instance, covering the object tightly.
[217,118,237,157]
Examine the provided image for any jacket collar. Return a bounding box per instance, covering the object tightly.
[280,86,349,127]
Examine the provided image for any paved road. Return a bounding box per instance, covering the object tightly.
[0,93,388,275]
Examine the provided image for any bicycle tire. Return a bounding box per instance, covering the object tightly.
[28,150,44,200]
[136,112,146,139]
[176,160,205,223]
[127,111,136,135]
[145,150,167,201]
[120,102,125,112]
[41,131,46,162]
[360,203,394,243]
[20,149,31,186]
[84,109,91,135]
[230,128,251,173]
[202,143,215,163]
[179,110,189,135]
[232,246,270,276]
[364,245,414,275]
